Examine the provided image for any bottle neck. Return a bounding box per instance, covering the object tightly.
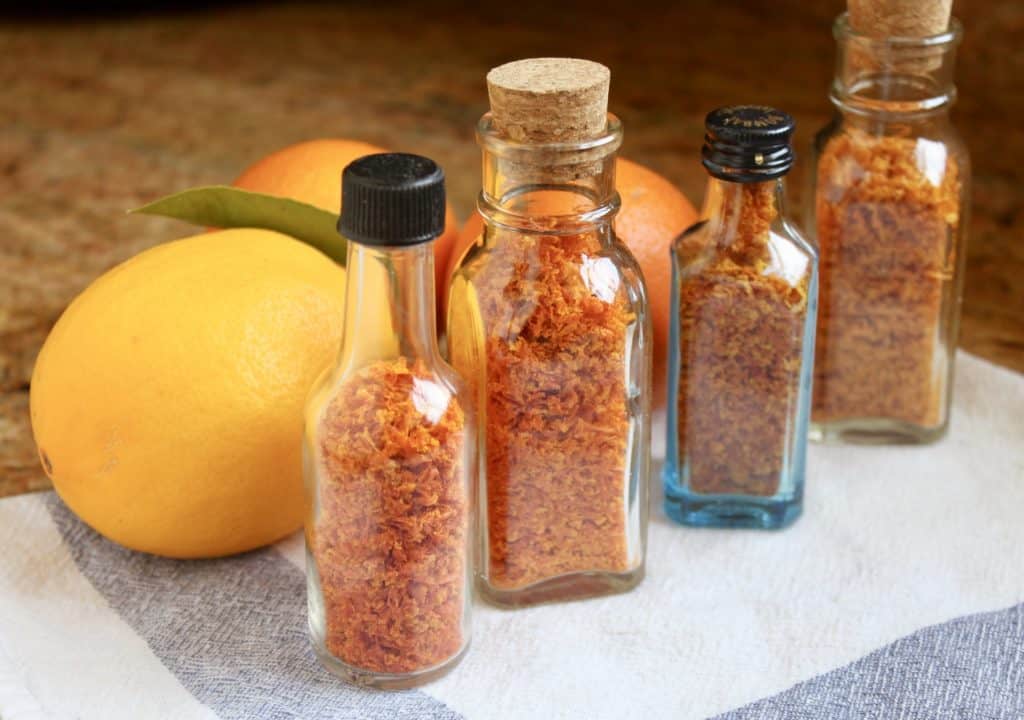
[338,241,439,369]
[830,13,961,119]
[476,113,622,235]
[701,176,784,230]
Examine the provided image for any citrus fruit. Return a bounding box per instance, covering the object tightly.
[231,138,459,317]
[30,229,345,558]
[446,157,698,407]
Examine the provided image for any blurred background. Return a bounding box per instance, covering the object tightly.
[2,0,1022,495]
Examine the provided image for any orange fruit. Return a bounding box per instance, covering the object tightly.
[232,139,459,322]
[445,157,698,409]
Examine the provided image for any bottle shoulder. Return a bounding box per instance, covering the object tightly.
[306,354,471,424]
[811,121,968,220]
[813,114,970,173]
[448,227,650,345]
[776,217,818,263]
[673,218,816,287]
[454,227,648,294]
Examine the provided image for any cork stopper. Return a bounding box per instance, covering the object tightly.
[487,58,610,144]
[848,0,952,37]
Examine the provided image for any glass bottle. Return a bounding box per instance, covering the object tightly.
[447,59,651,607]
[304,154,473,688]
[807,15,969,444]
[664,106,818,529]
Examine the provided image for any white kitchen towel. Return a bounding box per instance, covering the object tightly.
[1,350,1022,720]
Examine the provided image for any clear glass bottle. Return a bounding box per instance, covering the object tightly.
[664,106,818,530]
[808,15,969,444]
[447,59,651,607]
[304,154,473,688]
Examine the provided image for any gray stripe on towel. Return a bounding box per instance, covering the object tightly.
[715,602,1024,719]
[47,494,463,720]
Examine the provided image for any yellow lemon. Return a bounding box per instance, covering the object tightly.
[30,229,345,558]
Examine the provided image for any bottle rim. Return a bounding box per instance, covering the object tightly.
[830,13,961,117]
[476,112,623,163]
[833,12,963,50]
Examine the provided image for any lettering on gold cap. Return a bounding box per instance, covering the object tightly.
[721,106,786,128]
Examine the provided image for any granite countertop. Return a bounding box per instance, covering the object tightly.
[2,0,1022,496]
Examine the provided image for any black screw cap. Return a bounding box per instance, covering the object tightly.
[339,153,446,246]
[702,105,795,182]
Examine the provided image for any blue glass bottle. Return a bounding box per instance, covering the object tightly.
[664,106,817,529]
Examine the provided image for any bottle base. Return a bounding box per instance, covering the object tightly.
[809,417,947,445]
[310,634,469,690]
[477,565,644,609]
[663,493,801,530]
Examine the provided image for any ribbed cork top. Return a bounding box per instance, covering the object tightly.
[487,58,610,144]
[848,0,952,37]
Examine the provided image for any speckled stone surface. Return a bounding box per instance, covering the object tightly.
[1,0,1021,496]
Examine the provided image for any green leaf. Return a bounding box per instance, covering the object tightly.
[131,186,346,264]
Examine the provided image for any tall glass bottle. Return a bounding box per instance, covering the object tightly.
[808,15,969,444]
[304,154,473,688]
[664,106,818,529]
[447,59,651,607]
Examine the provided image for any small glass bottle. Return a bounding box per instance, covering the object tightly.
[304,154,473,688]
[807,15,969,444]
[447,58,651,606]
[664,106,818,529]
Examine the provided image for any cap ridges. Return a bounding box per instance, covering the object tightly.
[339,153,446,247]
